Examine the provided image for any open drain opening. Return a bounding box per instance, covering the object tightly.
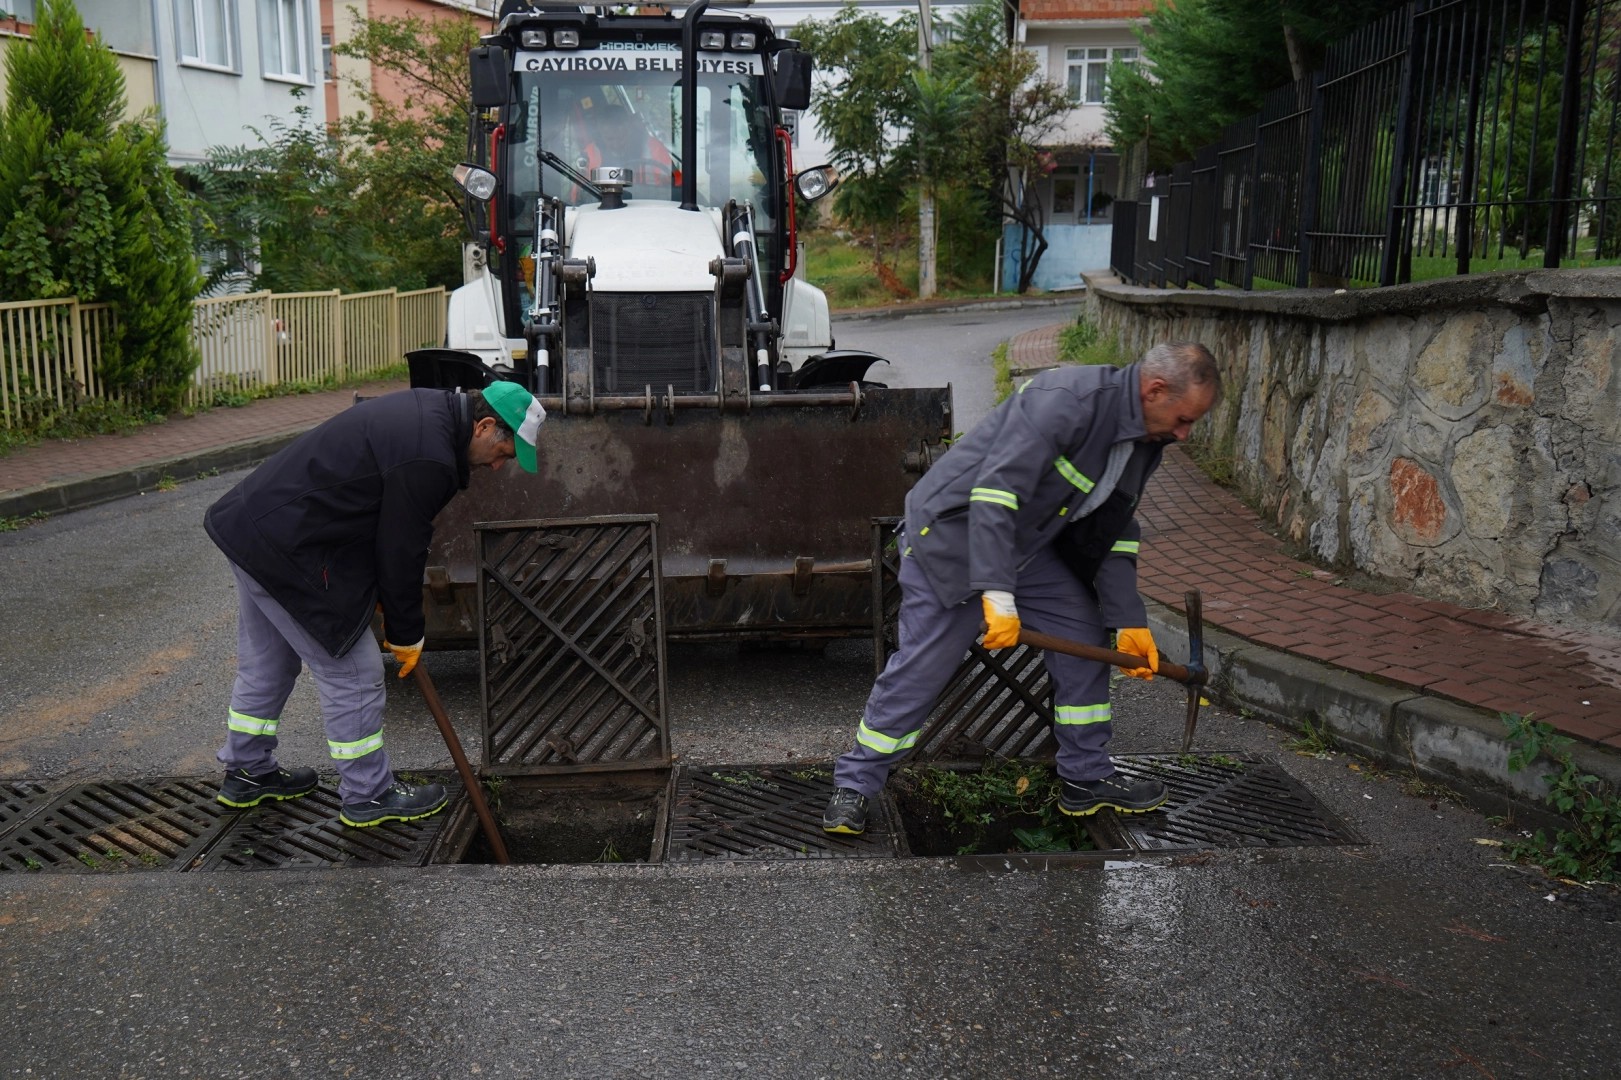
[892,761,1104,857]
[447,772,669,865]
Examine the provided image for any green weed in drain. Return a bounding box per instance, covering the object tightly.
[597,840,623,863]
[906,759,1094,855]
[713,771,777,791]
[23,857,42,871]
[76,852,101,869]
[1207,753,1243,770]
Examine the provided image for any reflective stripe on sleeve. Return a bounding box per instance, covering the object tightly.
[1055,703,1112,726]
[1054,456,1095,493]
[1111,540,1140,554]
[328,731,385,760]
[227,710,279,737]
[970,487,1018,510]
[855,719,921,756]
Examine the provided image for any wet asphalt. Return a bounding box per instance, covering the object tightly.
[2,303,1618,1078]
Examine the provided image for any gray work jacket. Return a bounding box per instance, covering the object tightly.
[902,361,1160,629]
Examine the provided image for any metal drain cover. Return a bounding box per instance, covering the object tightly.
[1102,753,1366,851]
[666,765,903,860]
[0,780,55,838]
[0,779,233,873]
[194,779,464,871]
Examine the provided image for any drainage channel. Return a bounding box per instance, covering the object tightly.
[0,754,1363,873]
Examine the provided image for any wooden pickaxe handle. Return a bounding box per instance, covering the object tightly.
[414,663,511,865]
[1017,628,1206,687]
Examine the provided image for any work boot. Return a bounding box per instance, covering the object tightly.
[1059,772,1168,816]
[822,787,869,835]
[339,780,449,828]
[217,765,318,808]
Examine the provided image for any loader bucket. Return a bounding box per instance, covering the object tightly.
[422,385,952,646]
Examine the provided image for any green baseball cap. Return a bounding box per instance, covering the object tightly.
[482,381,545,473]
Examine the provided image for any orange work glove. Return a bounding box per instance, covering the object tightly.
[981,590,1021,650]
[1115,627,1158,681]
[385,637,424,679]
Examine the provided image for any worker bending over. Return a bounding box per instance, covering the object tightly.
[206,383,545,827]
[824,342,1221,834]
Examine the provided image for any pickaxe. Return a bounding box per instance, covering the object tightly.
[1018,589,1209,752]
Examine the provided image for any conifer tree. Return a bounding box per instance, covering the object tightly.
[0,0,201,410]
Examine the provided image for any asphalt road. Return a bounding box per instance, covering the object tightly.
[2,303,1618,1079]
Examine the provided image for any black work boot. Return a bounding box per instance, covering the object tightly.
[1059,772,1168,816]
[217,765,318,808]
[339,780,449,828]
[822,787,869,835]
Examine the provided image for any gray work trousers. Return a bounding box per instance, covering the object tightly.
[833,541,1114,797]
[217,561,393,803]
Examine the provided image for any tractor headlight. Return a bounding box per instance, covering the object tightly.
[553,29,580,48]
[699,31,726,50]
[520,29,547,48]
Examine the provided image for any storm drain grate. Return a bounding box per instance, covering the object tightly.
[0,779,233,873]
[0,780,55,839]
[666,765,903,860]
[194,778,463,871]
[1101,753,1366,851]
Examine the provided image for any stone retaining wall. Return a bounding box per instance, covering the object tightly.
[1082,269,1621,634]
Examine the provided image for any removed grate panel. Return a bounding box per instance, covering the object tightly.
[478,516,669,774]
[1102,753,1366,851]
[194,779,463,870]
[0,780,55,840]
[0,779,232,873]
[666,765,904,860]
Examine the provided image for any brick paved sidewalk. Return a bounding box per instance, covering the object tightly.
[0,378,406,507]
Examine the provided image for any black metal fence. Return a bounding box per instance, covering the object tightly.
[1116,0,1621,289]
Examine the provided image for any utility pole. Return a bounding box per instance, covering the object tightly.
[916,0,937,299]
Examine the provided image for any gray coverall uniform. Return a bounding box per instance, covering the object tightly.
[832,361,1163,795]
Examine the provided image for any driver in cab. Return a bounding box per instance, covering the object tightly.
[574,98,674,197]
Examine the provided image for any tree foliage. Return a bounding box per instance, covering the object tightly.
[0,0,200,409]
[938,0,1071,292]
[189,106,389,294]
[188,9,481,293]
[796,0,1071,292]
[792,4,919,258]
[1106,0,1407,171]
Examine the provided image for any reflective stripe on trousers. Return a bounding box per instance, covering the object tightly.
[220,561,392,804]
[832,542,1116,797]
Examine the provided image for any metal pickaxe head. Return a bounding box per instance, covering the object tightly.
[1179,589,1207,753]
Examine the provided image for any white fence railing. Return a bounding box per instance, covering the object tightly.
[0,286,447,426]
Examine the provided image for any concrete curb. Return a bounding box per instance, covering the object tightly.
[833,294,1082,322]
[0,432,307,521]
[1144,597,1621,812]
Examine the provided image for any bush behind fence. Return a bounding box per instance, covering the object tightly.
[0,286,446,429]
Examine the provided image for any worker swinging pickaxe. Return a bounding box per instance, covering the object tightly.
[1019,589,1209,752]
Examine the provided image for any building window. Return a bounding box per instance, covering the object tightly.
[321,30,334,82]
[261,0,308,81]
[177,0,234,69]
[1065,46,1137,105]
